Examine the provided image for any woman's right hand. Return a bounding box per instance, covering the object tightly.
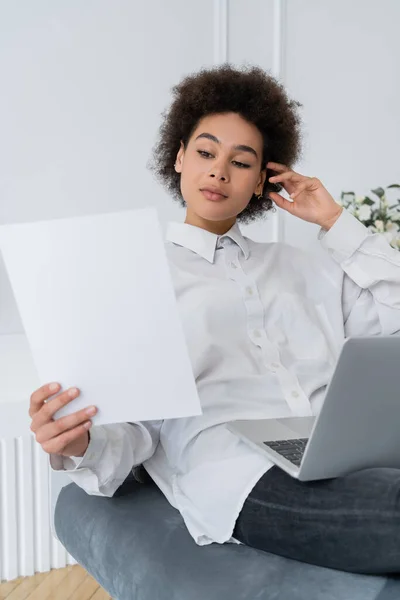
[29,382,98,458]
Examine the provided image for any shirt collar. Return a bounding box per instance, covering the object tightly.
[166,220,250,264]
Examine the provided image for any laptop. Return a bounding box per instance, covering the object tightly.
[228,336,400,481]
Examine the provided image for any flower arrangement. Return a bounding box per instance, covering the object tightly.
[337,184,400,250]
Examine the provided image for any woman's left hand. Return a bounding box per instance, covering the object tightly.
[266,162,343,231]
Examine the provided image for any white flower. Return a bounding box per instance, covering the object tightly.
[374,219,384,232]
[386,221,399,233]
[355,195,365,204]
[357,205,372,221]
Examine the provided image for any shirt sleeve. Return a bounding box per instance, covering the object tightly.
[48,420,162,497]
[318,208,400,337]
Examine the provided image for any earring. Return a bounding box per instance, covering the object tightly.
[257,193,263,200]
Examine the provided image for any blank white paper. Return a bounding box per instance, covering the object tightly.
[0,207,202,425]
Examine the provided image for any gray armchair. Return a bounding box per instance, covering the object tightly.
[53,469,400,600]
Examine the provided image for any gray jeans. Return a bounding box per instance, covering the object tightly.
[233,466,400,574]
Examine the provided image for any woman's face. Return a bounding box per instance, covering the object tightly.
[175,112,266,234]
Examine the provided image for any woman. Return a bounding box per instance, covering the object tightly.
[29,64,400,574]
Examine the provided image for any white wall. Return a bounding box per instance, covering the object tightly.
[0,0,215,339]
[1,0,399,400]
[283,0,400,254]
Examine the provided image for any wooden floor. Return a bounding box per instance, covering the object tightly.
[0,565,113,600]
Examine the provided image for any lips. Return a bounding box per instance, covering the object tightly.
[200,188,228,202]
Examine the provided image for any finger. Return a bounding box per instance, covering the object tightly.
[269,172,303,197]
[30,386,80,432]
[270,191,295,214]
[266,162,288,173]
[269,171,305,184]
[290,180,311,199]
[40,422,92,455]
[35,404,96,445]
[29,382,61,418]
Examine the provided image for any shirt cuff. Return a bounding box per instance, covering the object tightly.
[49,425,108,472]
[317,208,371,263]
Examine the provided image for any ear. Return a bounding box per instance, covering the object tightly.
[255,166,267,196]
[175,141,185,173]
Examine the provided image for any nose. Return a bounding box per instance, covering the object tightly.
[209,165,228,182]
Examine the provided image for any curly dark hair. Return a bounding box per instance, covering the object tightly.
[147,63,304,224]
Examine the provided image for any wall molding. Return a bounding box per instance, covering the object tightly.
[213,0,228,64]
[271,0,287,242]
[213,0,287,243]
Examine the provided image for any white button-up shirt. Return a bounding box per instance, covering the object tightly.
[50,208,400,546]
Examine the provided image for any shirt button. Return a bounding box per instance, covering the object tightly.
[271,362,280,369]
[253,329,262,338]
[246,286,253,296]
[291,391,299,398]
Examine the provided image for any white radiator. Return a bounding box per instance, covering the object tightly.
[0,431,77,582]
[0,333,78,582]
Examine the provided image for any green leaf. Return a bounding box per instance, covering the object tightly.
[371,187,385,198]
[387,184,400,189]
[341,191,355,199]
[363,197,375,206]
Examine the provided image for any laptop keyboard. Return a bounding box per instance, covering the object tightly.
[263,438,309,467]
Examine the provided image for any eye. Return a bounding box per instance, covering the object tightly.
[197,150,250,169]
[232,161,250,169]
